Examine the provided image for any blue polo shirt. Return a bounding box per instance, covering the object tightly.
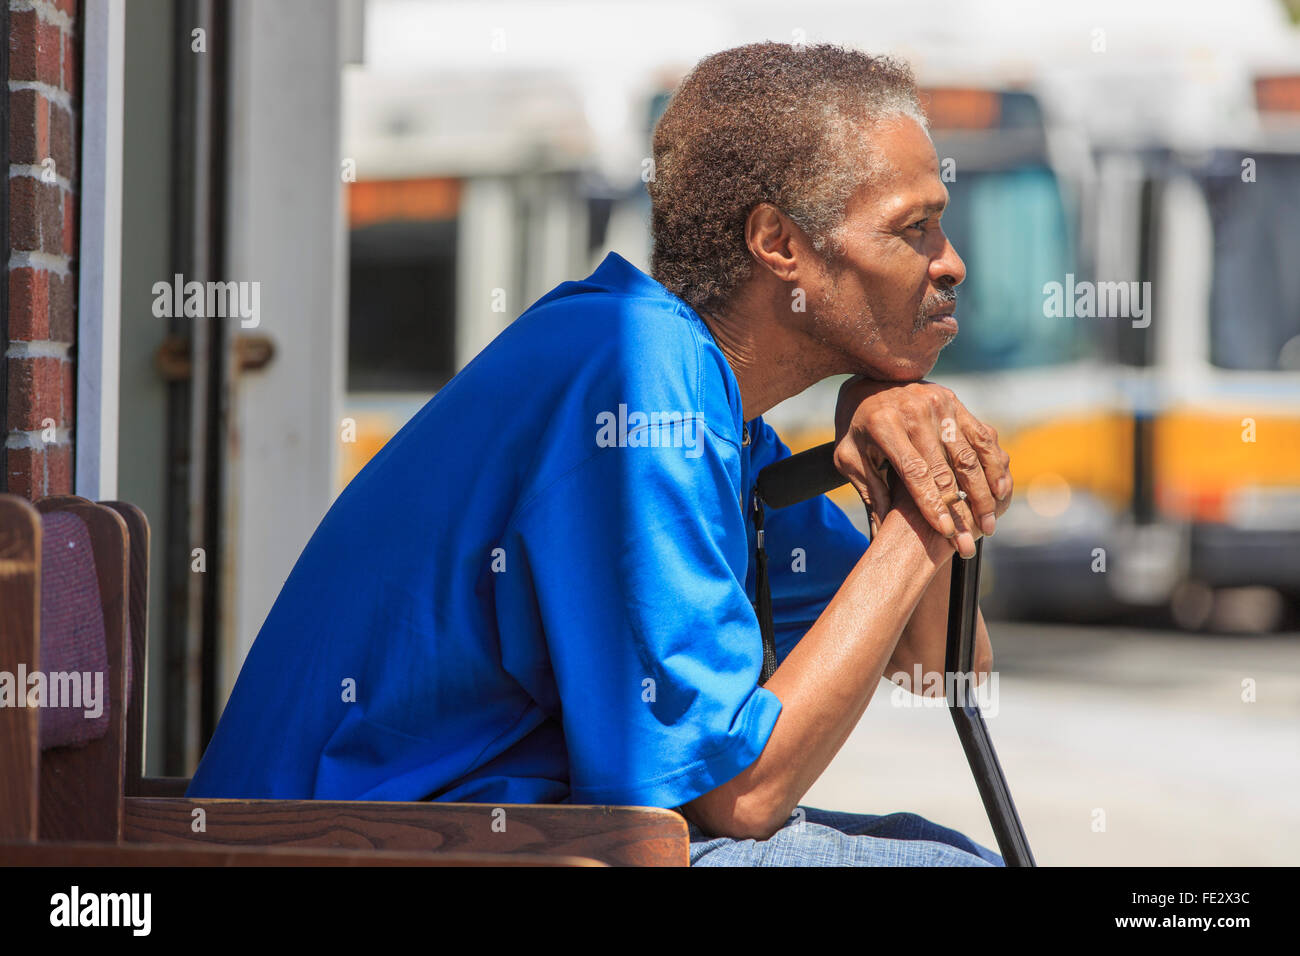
[188,252,869,807]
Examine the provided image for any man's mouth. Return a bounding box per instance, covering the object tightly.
[927,310,958,334]
[914,286,959,337]
[909,286,961,338]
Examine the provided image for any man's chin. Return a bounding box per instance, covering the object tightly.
[847,333,952,382]
[850,346,944,382]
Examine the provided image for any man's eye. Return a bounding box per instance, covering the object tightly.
[907,218,929,232]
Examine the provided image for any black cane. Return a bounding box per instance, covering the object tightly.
[946,538,1036,866]
[755,441,1036,867]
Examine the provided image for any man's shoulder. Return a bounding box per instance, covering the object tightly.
[503,261,740,426]
[520,266,707,360]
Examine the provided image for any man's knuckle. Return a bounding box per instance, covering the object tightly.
[866,406,898,431]
[900,457,931,482]
[953,444,981,470]
[970,421,997,447]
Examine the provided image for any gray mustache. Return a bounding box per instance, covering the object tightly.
[926,287,958,311]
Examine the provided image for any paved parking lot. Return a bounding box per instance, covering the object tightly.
[802,622,1300,865]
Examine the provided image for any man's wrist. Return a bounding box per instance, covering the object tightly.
[878,502,954,572]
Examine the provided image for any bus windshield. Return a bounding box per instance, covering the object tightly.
[930,164,1087,374]
[1203,153,1300,372]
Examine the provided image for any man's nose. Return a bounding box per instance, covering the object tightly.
[931,232,966,287]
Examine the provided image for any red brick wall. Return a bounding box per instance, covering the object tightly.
[5,0,80,498]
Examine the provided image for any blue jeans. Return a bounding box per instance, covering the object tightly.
[688,806,1005,866]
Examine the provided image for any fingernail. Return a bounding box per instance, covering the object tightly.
[981,514,996,536]
[939,513,957,538]
[997,476,1011,499]
[957,532,975,557]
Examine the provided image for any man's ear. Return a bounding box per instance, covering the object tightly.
[744,203,802,284]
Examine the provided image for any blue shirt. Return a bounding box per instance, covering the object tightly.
[188,252,869,808]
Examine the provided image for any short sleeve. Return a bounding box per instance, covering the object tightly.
[746,421,870,665]
[492,415,782,809]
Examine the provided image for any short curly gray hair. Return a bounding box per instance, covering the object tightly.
[648,41,928,315]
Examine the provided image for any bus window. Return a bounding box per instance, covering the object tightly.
[1203,153,1300,372]
[347,217,458,392]
[931,165,1086,374]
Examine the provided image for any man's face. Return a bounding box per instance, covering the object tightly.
[800,115,966,381]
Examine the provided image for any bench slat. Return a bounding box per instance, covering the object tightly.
[125,797,689,867]
[0,841,605,867]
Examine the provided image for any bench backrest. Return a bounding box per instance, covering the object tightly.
[0,494,131,842]
[0,495,41,841]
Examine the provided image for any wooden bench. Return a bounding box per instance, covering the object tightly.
[0,493,688,866]
[0,841,604,867]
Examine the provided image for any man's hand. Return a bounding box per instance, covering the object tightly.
[834,376,1013,558]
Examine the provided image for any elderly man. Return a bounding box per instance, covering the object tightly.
[189,41,1012,867]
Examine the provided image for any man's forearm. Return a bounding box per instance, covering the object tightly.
[681,502,951,840]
